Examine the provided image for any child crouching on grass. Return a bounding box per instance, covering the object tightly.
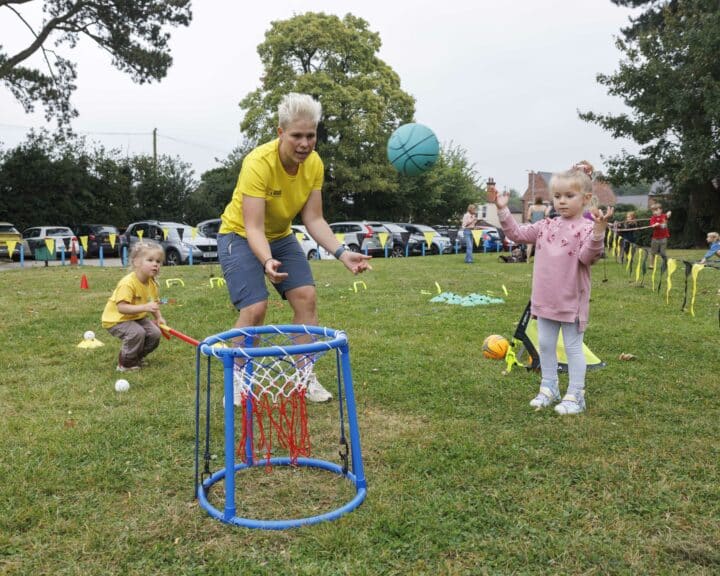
[102,241,167,372]
[489,162,613,415]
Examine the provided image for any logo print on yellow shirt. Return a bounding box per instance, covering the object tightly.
[268,189,282,197]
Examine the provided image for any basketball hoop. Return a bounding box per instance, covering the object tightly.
[194,325,367,529]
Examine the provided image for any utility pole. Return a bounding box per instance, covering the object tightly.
[152,128,158,174]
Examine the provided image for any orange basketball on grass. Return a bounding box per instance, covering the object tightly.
[482,335,509,360]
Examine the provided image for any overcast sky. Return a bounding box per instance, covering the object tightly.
[0,0,640,195]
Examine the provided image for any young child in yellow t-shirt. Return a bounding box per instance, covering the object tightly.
[102,241,166,372]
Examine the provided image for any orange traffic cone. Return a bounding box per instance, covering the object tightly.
[80,274,89,290]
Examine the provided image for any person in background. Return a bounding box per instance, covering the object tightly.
[526,196,547,262]
[699,231,720,264]
[649,203,671,269]
[461,204,478,263]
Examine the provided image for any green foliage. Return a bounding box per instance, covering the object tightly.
[582,0,720,246]
[0,0,191,128]
[239,12,481,223]
[0,131,198,228]
[1,252,719,574]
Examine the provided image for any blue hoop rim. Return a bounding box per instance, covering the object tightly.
[199,324,347,358]
[197,457,367,530]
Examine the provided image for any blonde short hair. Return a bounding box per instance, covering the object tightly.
[707,231,720,243]
[278,93,322,129]
[129,240,164,269]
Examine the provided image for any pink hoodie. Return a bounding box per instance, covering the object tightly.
[498,207,604,332]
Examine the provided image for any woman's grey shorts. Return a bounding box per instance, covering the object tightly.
[217,232,315,310]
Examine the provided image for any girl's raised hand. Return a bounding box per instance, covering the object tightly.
[488,184,508,209]
[590,205,614,234]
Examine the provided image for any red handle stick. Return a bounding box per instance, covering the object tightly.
[159,323,200,347]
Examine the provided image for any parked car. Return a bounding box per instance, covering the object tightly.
[0,222,22,260]
[196,218,222,239]
[292,225,332,260]
[74,224,121,257]
[329,221,408,256]
[21,226,78,259]
[396,223,453,255]
[123,220,217,265]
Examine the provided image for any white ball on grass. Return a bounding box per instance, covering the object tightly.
[83,330,95,340]
[114,379,130,392]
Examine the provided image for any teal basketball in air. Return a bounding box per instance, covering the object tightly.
[387,123,439,176]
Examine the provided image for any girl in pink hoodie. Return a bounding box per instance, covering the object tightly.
[490,163,613,414]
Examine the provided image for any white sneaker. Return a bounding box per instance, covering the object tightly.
[529,385,561,409]
[305,373,332,403]
[222,368,245,408]
[554,392,586,415]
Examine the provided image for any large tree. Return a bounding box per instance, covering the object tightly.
[0,0,191,127]
[239,12,417,221]
[581,0,720,246]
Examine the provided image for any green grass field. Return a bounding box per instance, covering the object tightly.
[1,248,719,575]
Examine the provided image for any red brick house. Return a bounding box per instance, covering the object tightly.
[522,171,616,222]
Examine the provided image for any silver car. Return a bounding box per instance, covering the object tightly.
[123,220,217,265]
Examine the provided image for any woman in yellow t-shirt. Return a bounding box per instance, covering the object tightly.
[217,93,371,403]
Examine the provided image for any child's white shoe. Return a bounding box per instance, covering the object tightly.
[554,392,586,415]
[529,385,561,409]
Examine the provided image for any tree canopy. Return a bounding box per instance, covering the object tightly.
[581,0,720,245]
[0,0,191,127]
[239,12,480,223]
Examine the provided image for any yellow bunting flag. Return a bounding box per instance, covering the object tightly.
[191,227,197,240]
[377,232,389,248]
[626,245,633,271]
[423,231,435,247]
[651,255,659,291]
[137,230,144,240]
[690,263,705,317]
[109,233,117,249]
[6,240,17,256]
[45,238,55,253]
[80,236,89,253]
[472,230,482,247]
[295,232,304,243]
[162,227,169,240]
[665,258,678,304]
[334,232,345,245]
[634,249,643,283]
[614,235,620,258]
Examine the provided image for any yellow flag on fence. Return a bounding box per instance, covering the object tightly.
[335,233,345,245]
[295,232,304,243]
[162,228,169,240]
[45,238,55,253]
[665,258,678,304]
[109,233,117,248]
[634,248,643,283]
[80,236,89,252]
[651,255,659,291]
[626,244,633,272]
[137,230,144,240]
[472,230,482,247]
[423,231,435,247]
[191,227,197,240]
[6,240,17,256]
[690,264,705,317]
[378,232,389,248]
